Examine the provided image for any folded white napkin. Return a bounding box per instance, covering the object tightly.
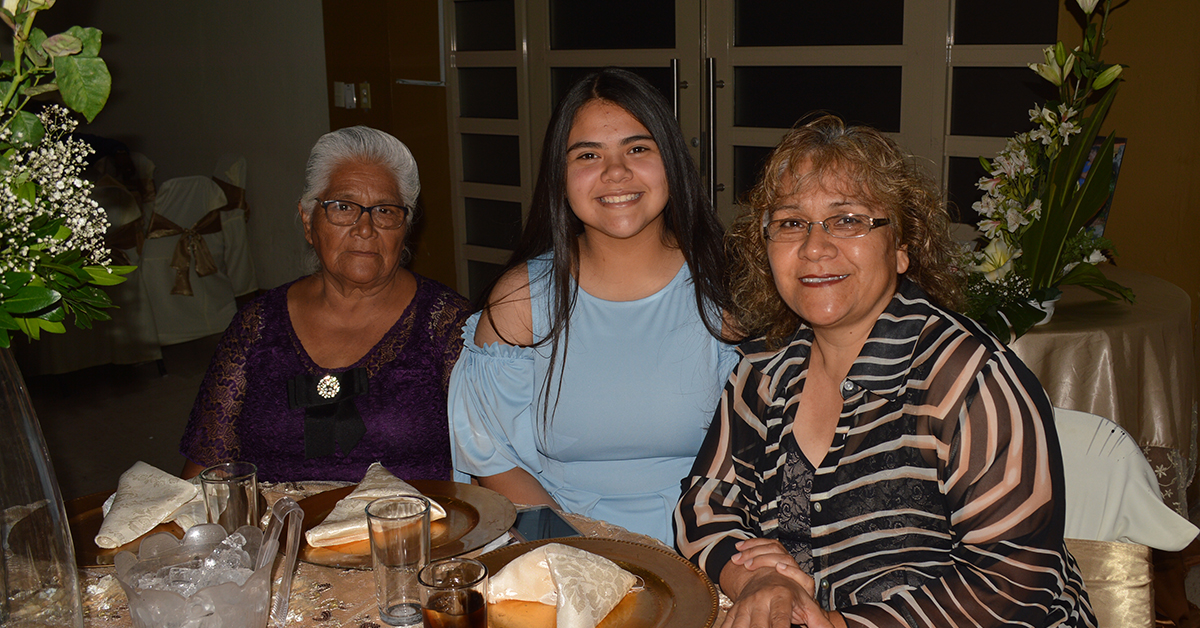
[304,462,446,547]
[95,461,199,549]
[489,542,637,628]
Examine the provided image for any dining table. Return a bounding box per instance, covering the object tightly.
[1010,263,1197,516]
[76,481,732,627]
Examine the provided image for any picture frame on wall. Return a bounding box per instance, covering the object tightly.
[1081,137,1127,238]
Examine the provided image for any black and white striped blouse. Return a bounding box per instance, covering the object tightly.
[675,279,1096,627]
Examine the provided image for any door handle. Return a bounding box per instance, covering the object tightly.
[706,58,726,202]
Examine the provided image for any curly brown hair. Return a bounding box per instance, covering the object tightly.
[728,114,964,348]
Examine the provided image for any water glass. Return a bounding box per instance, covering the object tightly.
[419,558,488,628]
[200,461,259,534]
[367,495,431,627]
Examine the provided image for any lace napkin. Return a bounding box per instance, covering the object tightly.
[489,542,638,628]
[304,462,447,547]
[94,461,198,549]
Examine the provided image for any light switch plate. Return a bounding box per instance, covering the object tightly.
[343,82,357,109]
[358,82,372,110]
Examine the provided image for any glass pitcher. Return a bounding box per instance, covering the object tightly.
[114,497,303,628]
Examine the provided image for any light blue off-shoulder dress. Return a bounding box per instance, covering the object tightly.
[448,255,739,545]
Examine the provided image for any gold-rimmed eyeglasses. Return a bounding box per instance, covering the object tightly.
[762,212,890,243]
[316,198,409,230]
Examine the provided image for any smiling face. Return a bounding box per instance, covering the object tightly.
[301,158,408,288]
[766,168,909,339]
[564,100,670,246]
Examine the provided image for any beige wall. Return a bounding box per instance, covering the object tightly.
[1060,2,1200,320]
[51,0,330,290]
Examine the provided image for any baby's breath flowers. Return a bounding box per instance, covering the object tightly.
[0,0,125,347]
[962,0,1133,343]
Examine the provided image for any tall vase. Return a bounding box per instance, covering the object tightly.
[0,348,84,627]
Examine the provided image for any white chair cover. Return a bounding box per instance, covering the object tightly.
[1056,407,1198,550]
[13,186,162,374]
[213,154,247,187]
[140,176,258,346]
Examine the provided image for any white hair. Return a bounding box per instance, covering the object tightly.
[299,126,420,224]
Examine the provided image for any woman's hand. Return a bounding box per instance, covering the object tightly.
[730,538,809,581]
[722,569,831,628]
[719,539,822,628]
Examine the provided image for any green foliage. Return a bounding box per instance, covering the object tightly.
[0,1,125,347]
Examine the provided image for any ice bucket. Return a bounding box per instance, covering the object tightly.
[113,497,302,628]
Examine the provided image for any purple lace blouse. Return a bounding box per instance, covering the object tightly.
[179,274,470,482]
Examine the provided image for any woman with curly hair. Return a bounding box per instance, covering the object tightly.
[675,115,1095,628]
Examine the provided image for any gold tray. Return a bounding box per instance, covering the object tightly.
[480,538,719,628]
[297,480,516,569]
[59,491,184,567]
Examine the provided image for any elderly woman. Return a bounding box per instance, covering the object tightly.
[675,116,1096,628]
[180,126,470,482]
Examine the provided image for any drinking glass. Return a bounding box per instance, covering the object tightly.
[419,558,489,628]
[200,461,259,534]
[367,495,431,626]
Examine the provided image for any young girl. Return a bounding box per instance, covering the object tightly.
[448,68,738,545]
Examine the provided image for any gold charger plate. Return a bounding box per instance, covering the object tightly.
[60,491,184,567]
[57,490,270,567]
[297,479,516,569]
[479,537,719,628]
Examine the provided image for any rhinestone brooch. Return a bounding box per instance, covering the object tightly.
[317,374,340,399]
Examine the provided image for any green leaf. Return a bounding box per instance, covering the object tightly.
[25,27,48,67]
[22,81,58,97]
[66,26,102,57]
[41,32,82,58]
[0,59,13,78]
[14,316,65,340]
[0,329,10,349]
[0,308,20,330]
[36,302,65,322]
[83,265,132,286]
[0,272,33,297]
[5,285,61,313]
[9,109,44,146]
[1058,263,1136,303]
[52,55,110,122]
[66,285,112,308]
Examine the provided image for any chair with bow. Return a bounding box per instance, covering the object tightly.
[140,176,258,346]
[1056,407,1199,628]
[13,185,163,374]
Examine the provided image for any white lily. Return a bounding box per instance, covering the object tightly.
[1030,47,1064,86]
[1077,0,1101,15]
[972,239,1020,283]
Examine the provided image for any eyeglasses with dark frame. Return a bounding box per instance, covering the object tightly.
[762,212,891,243]
[316,198,410,230]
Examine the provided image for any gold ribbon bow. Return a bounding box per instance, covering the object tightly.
[210,177,249,220]
[145,210,224,296]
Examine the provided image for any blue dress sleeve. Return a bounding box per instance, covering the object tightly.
[447,311,543,484]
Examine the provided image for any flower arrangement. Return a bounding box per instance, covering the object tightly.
[0,0,130,348]
[964,0,1134,343]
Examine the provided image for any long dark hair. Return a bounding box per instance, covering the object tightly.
[480,67,731,422]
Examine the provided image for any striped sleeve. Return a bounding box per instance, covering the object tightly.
[675,356,763,583]
[839,331,1092,627]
